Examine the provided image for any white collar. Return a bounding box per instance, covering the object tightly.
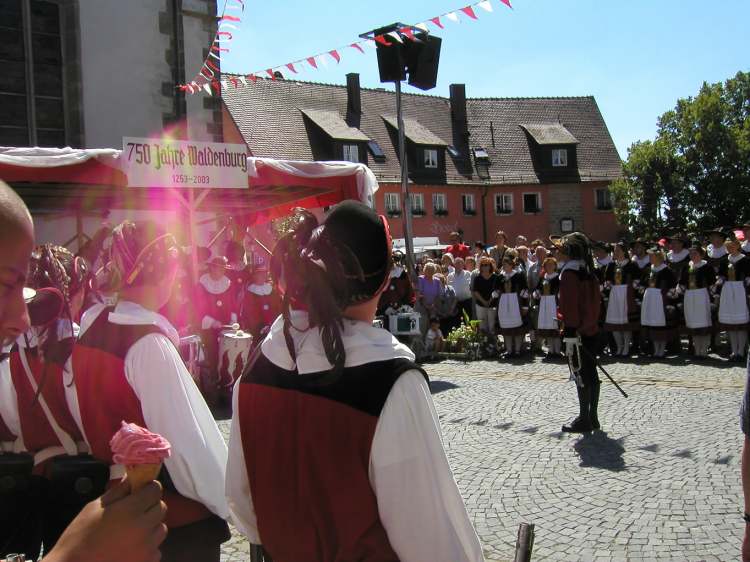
[79,301,179,347]
[248,283,273,296]
[597,256,613,267]
[543,272,558,280]
[616,259,630,267]
[635,255,650,268]
[389,266,404,279]
[651,263,667,273]
[199,273,231,295]
[743,240,750,251]
[707,244,727,259]
[667,248,689,263]
[560,260,581,272]
[261,310,414,374]
[17,320,79,349]
[729,253,745,264]
[689,260,707,270]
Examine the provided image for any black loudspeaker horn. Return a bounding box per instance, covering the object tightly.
[406,33,442,91]
[374,27,407,83]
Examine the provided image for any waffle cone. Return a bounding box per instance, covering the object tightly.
[125,463,162,492]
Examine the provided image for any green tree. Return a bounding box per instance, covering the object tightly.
[616,71,750,235]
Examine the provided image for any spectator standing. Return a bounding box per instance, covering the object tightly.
[472,257,499,337]
[489,231,509,266]
[527,244,550,353]
[445,232,471,260]
[448,258,474,322]
[434,274,458,336]
[441,253,455,276]
[416,263,443,335]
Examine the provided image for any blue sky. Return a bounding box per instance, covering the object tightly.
[216,0,750,159]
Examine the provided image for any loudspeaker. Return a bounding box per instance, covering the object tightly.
[406,34,442,91]
[374,26,407,83]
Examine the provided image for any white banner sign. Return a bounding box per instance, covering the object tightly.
[122,137,249,189]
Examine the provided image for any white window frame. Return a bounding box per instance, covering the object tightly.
[552,148,568,167]
[494,193,513,215]
[424,148,438,169]
[432,193,447,214]
[343,144,359,163]
[410,193,425,216]
[384,192,400,213]
[461,193,476,214]
[595,188,613,211]
[522,192,542,214]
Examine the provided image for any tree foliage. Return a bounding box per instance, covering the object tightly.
[614,71,750,237]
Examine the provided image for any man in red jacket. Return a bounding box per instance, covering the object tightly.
[557,232,602,433]
[444,231,471,260]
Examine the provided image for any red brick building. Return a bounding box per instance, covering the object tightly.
[222,74,623,244]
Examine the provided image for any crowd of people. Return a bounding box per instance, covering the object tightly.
[380,228,750,363]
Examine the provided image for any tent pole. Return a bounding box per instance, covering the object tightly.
[395,80,417,284]
[187,189,199,285]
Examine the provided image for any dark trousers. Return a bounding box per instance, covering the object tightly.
[457,298,474,321]
[0,474,44,561]
[578,335,601,388]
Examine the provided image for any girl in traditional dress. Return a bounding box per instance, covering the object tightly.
[496,252,529,358]
[602,241,641,357]
[715,235,750,361]
[678,243,716,359]
[532,257,561,358]
[471,256,498,337]
[640,248,678,358]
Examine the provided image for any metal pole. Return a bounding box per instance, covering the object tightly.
[395,80,417,283]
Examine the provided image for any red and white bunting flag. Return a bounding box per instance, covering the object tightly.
[350,42,365,54]
[202,83,212,95]
[446,11,460,23]
[364,39,377,49]
[230,77,239,87]
[218,22,238,31]
[221,80,229,90]
[399,27,416,41]
[460,6,478,19]
[248,74,257,83]
[206,59,220,72]
[218,14,241,22]
[239,76,248,86]
[286,62,297,73]
[387,31,403,43]
[211,80,221,93]
[500,0,513,7]
[211,44,230,53]
[477,0,493,12]
[266,69,275,78]
[319,54,329,68]
[217,31,233,41]
[329,50,341,63]
[374,34,392,46]
[430,16,444,29]
[307,56,318,69]
[415,22,429,32]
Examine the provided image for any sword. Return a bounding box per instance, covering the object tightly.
[579,344,629,398]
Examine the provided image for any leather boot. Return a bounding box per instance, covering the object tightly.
[589,381,601,430]
[562,385,593,433]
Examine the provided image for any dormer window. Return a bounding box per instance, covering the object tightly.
[424,149,438,168]
[552,149,568,167]
[343,144,359,163]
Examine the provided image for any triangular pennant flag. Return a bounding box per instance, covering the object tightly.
[266,69,275,79]
[399,27,416,41]
[478,0,493,12]
[446,11,460,22]
[307,56,318,69]
[460,6,478,19]
[206,59,220,72]
[329,50,340,63]
[248,74,257,83]
[319,54,329,68]
[286,62,297,73]
[365,39,377,49]
[221,80,229,90]
[415,22,429,32]
[202,83,212,95]
[230,77,239,88]
[374,34,392,46]
[211,80,221,93]
[351,42,365,54]
[500,0,512,7]
[430,16,444,29]
[387,31,403,43]
[239,76,248,86]
[218,14,241,22]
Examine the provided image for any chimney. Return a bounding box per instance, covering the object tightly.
[346,73,362,122]
[449,83,469,156]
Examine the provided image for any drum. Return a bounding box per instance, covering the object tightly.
[218,328,254,388]
[178,335,204,385]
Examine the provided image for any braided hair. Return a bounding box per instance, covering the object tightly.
[270,203,391,381]
[108,221,177,292]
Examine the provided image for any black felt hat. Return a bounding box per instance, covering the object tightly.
[704,228,729,239]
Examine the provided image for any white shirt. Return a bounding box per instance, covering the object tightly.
[668,248,689,263]
[448,269,473,301]
[226,311,484,562]
[199,273,237,329]
[72,301,230,520]
[707,244,728,259]
[0,349,24,452]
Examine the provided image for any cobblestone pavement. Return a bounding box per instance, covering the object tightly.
[218,353,748,561]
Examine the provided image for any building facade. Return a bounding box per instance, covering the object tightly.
[222,74,623,244]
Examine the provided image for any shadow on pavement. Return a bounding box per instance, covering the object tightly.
[573,431,627,472]
[430,380,460,394]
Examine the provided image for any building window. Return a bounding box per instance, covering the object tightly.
[423,148,438,168]
[433,193,447,216]
[595,188,613,210]
[384,192,401,216]
[0,0,67,147]
[523,192,542,214]
[342,144,359,163]
[462,194,476,215]
[494,193,513,215]
[552,148,568,167]
[410,193,425,216]
[367,140,386,162]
